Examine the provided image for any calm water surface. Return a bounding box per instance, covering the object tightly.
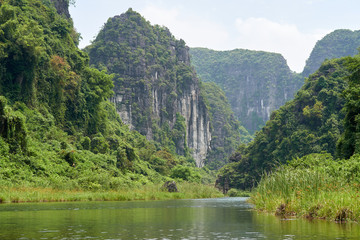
[0,197,359,239]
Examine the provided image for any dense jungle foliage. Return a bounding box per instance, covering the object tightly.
[200,82,252,169]
[302,29,360,77]
[337,54,360,158]
[0,0,212,190]
[190,48,303,134]
[217,57,351,190]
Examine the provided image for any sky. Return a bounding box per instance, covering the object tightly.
[69,0,360,73]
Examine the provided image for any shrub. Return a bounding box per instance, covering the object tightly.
[170,165,201,183]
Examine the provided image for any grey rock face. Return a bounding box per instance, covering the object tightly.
[110,74,211,167]
[88,10,211,167]
[162,181,178,192]
[50,0,70,18]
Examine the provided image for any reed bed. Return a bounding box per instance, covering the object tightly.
[0,182,223,204]
[250,167,360,222]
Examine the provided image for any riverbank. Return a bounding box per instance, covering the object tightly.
[250,154,360,222]
[0,183,223,203]
[250,184,360,222]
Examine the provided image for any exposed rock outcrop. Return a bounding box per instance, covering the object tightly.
[162,181,178,192]
[87,9,211,167]
[50,0,70,18]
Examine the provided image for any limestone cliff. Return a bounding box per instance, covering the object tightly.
[50,0,70,18]
[87,9,211,167]
[190,48,303,134]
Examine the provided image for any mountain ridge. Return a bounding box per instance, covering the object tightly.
[190,47,304,134]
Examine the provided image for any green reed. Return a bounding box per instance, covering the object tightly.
[0,183,223,204]
[250,166,360,222]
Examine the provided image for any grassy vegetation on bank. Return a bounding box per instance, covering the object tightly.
[0,183,223,204]
[250,153,360,222]
[226,188,251,197]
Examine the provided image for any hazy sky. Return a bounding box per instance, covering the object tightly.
[70,0,360,73]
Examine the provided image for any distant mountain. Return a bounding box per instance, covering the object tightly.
[302,29,360,77]
[190,48,303,134]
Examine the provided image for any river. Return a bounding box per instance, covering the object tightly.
[0,197,359,239]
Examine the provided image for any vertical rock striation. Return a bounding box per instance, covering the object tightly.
[87,9,211,167]
[190,48,304,134]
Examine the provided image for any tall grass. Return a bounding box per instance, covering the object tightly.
[250,166,360,222]
[0,182,223,204]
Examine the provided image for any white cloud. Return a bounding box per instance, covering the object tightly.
[139,6,229,51]
[140,6,328,72]
[234,17,328,72]
[306,0,326,5]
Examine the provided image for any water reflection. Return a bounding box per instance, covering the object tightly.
[252,213,360,239]
[0,197,359,239]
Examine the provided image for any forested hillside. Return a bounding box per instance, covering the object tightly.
[302,29,360,77]
[200,82,252,169]
[190,48,303,134]
[0,0,209,190]
[217,57,350,189]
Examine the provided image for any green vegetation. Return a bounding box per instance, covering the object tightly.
[200,82,251,169]
[190,47,303,134]
[226,188,250,197]
[337,54,360,159]
[0,0,221,200]
[0,182,222,203]
[302,29,360,77]
[217,57,349,190]
[243,54,360,222]
[251,153,360,222]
